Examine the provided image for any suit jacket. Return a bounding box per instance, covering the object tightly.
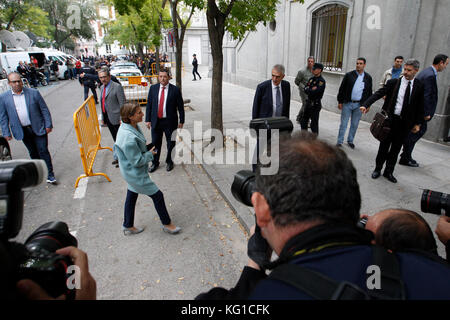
[362,77,424,130]
[145,83,184,129]
[0,87,52,140]
[252,80,291,119]
[416,66,438,119]
[337,70,373,104]
[100,80,125,125]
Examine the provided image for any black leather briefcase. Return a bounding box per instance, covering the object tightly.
[370,110,391,141]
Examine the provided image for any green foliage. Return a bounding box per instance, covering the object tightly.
[107,0,171,51]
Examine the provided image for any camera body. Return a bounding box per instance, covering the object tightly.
[0,160,77,299]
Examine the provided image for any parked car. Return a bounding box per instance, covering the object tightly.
[110,62,138,70]
[110,68,149,102]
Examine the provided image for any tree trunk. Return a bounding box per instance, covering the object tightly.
[206,2,227,137]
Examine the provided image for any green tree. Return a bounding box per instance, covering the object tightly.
[36,0,97,50]
[112,0,169,61]
[205,0,304,138]
[0,0,52,51]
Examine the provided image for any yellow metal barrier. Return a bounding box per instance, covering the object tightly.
[73,95,112,188]
[150,61,184,78]
[116,75,156,105]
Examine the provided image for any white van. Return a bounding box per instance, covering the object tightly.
[0,49,69,80]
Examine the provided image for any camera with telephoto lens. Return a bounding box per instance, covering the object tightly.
[421,189,449,216]
[0,160,78,300]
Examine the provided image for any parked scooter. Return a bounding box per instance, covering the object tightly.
[36,68,48,86]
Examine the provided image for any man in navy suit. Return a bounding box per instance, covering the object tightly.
[252,64,291,119]
[399,54,448,167]
[145,69,184,172]
[0,72,56,184]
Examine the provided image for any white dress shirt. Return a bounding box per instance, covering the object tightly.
[271,81,283,116]
[158,84,169,118]
[394,77,414,116]
[12,90,31,126]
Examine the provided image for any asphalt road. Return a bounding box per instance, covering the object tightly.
[9,79,249,300]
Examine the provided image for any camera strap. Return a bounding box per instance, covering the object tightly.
[267,245,405,300]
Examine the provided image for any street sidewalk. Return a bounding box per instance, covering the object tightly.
[180,66,450,255]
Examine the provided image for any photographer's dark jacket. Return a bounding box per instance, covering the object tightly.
[196,224,450,300]
[337,70,373,104]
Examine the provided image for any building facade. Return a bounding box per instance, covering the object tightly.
[221,0,450,141]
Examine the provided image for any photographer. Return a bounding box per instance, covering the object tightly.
[196,132,450,299]
[15,246,96,300]
[361,209,439,255]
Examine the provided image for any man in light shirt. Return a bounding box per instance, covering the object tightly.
[360,59,424,183]
[336,58,373,149]
[0,72,57,184]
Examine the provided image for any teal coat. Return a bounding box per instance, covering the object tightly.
[115,123,159,195]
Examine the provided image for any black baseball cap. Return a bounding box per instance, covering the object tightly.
[313,63,324,70]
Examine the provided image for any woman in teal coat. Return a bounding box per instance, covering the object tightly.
[115,102,181,235]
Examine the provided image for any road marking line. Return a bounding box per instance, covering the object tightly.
[73,177,88,199]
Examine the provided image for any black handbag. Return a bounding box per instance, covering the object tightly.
[370,110,391,141]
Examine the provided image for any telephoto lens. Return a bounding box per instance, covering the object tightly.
[231,170,256,207]
[421,189,449,216]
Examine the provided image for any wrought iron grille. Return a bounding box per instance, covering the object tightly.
[310,4,348,72]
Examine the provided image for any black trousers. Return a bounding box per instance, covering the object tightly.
[84,84,98,102]
[400,120,427,162]
[300,102,321,134]
[103,111,120,142]
[151,118,176,165]
[375,115,409,174]
[193,66,201,80]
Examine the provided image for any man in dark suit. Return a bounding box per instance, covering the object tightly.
[399,54,449,167]
[145,69,184,172]
[79,62,99,104]
[0,72,56,184]
[360,59,424,183]
[252,64,290,119]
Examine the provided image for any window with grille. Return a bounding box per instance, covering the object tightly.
[310,4,348,72]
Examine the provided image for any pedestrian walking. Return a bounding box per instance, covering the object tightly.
[115,102,181,235]
[399,54,448,167]
[192,54,201,81]
[0,72,57,184]
[361,59,424,183]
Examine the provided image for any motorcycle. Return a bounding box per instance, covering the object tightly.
[36,68,48,86]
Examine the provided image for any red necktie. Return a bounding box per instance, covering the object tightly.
[158,86,165,118]
[102,86,106,113]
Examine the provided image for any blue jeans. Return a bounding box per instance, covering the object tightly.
[337,102,362,144]
[123,189,171,228]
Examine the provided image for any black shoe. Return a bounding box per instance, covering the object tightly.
[192,79,196,81]
[371,170,381,179]
[166,162,174,172]
[383,172,397,183]
[336,143,342,147]
[112,159,118,165]
[399,159,419,167]
[347,142,355,149]
[149,163,159,173]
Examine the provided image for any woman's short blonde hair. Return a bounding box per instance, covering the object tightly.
[120,102,141,124]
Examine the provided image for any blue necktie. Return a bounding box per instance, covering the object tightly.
[275,86,282,116]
